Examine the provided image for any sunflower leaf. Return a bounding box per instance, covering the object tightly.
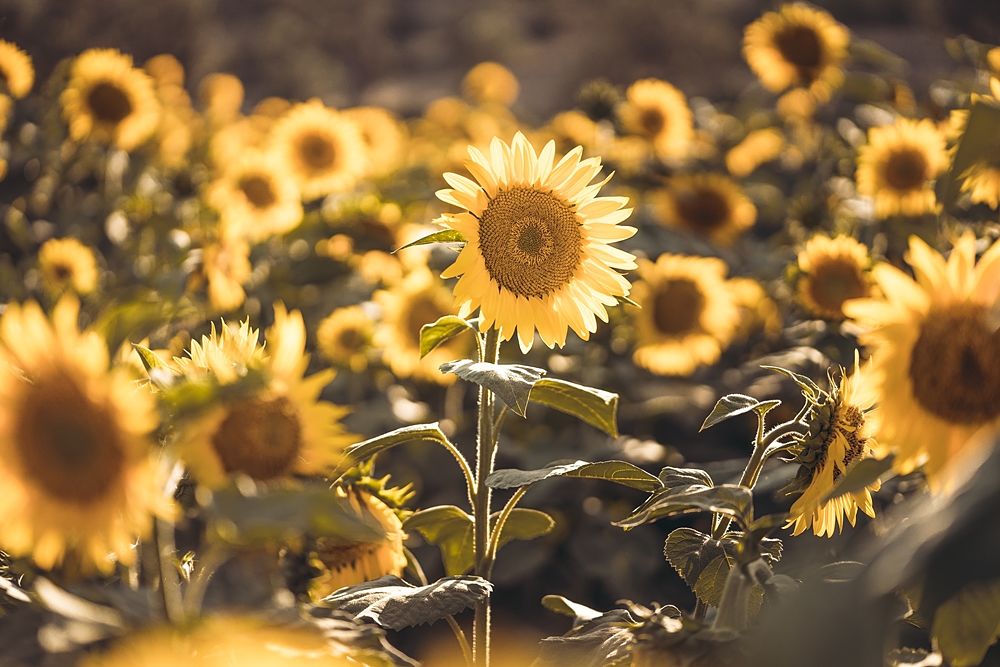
[944,100,1000,208]
[541,595,604,622]
[393,229,466,253]
[820,455,894,503]
[344,423,455,466]
[932,579,1000,667]
[761,365,823,401]
[700,394,780,432]
[614,484,753,530]
[663,527,728,589]
[487,460,661,493]
[528,378,620,437]
[419,316,480,359]
[439,360,546,417]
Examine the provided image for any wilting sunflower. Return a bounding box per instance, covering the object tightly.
[655,174,757,246]
[271,100,367,201]
[201,225,252,312]
[0,298,170,573]
[743,3,849,106]
[795,234,873,319]
[435,133,636,352]
[374,266,468,384]
[856,118,948,218]
[342,106,406,177]
[0,39,33,98]
[843,234,1000,490]
[785,354,881,537]
[960,161,1000,209]
[630,254,742,376]
[37,237,99,296]
[618,78,693,162]
[725,128,785,177]
[309,487,407,600]
[207,152,303,241]
[317,306,375,373]
[173,305,355,488]
[61,49,160,151]
[462,61,520,107]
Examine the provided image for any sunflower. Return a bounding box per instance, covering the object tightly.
[37,237,99,296]
[317,306,375,373]
[435,132,636,352]
[786,354,881,537]
[342,106,406,177]
[308,487,407,600]
[545,110,601,154]
[630,254,742,376]
[725,127,785,177]
[0,298,170,573]
[654,174,757,246]
[61,48,160,151]
[617,78,693,161]
[795,234,873,320]
[462,61,520,107]
[374,266,469,384]
[198,72,244,125]
[843,234,1000,490]
[856,118,948,218]
[207,151,303,241]
[743,3,849,106]
[201,225,252,312]
[173,305,355,488]
[270,100,367,201]
[960,161,1000,209]
[0,39,33,98]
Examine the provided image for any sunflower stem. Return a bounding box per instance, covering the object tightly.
[153,516,185,625]
[406,548,472,667]
[483,486,528,579]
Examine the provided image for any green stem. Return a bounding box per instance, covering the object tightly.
[483,486,527,579]
[406,549,471,667]
[182,544,229,617]
[153,517,185,624]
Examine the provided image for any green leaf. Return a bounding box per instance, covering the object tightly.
[393,229,466,253]
[820,455,894,503]
[537,608,637,667]
[320,575,491,631]
[131,343,167,371]
[693,556,731,607]
[439,360,546,416]
[528,378,619,437]
[403,506,474,576]
[700,394,781,432]
[663,527,728,589]
[487,460,661,493]
[762,365,823,401]
[419,316,479,358]
[658,466,713,490]
[932,580,1000,667]
[541,595,603,622]
[496,508,556,549]
[344,423,454,464]
[614,484,753,530]
[945,100,1000,208]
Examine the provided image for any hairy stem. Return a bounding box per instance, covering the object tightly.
[483,486,528,579]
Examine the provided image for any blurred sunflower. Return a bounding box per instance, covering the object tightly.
[343,106,406,177]
[655,173,756,246]
[207,152,303,241]
[0,298,170,573]
[743,3,849,106]
[37,237,99,296]
[174,305,355,488]
[61,48,160,151]
[374,266,467,384]
[198,72,244,125]
[843,234,1000,489]
[856,118,947,218]
[630,254,741,376]
[786,354,881,537]
[618,78,693,161]
[725,128,785,177]
[0,39,33,98]
[201,225,252,312]
[545,110,600,154]
[462,61,520,107]
[271,100,367,200]
[435,133,636,352]
[317,306,374,373]
[796,234,873,320]
[309,487,407,600]
[960,161,1000,209]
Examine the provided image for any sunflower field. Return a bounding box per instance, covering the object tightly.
[1,1,1000,666]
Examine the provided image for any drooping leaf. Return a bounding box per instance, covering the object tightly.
[536,608,637,667]
[439,360,546,416]
[402,506,473,576]
[932,580,1000,667]
[495,508,555,548]
[419,316,480,359]
[615,484,753,531]
[394,229,466,253]
[700,394,780,432]
[528,378,620,436]
[320,575,492,631]
[344,423,457,468]
[541,595,604,622]
[658,466,713,490]
[761,365,823,401]
[487,460,661,493]
[821,455,894,503]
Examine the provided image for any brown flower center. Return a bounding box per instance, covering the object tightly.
[50,262,73,283]
[14,368,125,503]
[211,395,303,480]
[337,326,366,352]
[86,81,133,125]
[297,131,337,171]
[237,174,277,209]
[774,24,823,79]
[908,304,1000,424]
[478,187,582,298]
[675,186,731,233]
[652,278,705,336]
[883,148,929,192]
[830,403,866,482]
[805,256,868,317]
[639,107,666,136]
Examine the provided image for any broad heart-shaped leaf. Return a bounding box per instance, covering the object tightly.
[821,454,894,502]
[693,556,731,607]
[419,316,480,358]
[664,528,782,594]
[614,484,753,530]
[394,229,466,253]
[541,595,604,622]
[700,394,781,432]
[658,466,713,490]
[528,378,620,437]
[439,360,546,417]
[320,575,491,631]
[932,579,1000,667]
[487,460,661,493]
[344,423,455,466]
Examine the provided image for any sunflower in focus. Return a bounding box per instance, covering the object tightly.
[462,61,520,107]
[271,100,367,200]
[435,133,636,352]
[61,48,160,151]
[795,234,873,320]
[630,254,742,376]
[343,106,406,177]
[0,298,170,573]
[961,161,1000,209]
[308,487,407,600]
[655,174,756,246]
[843,234,1000,490]
[0,39,33,98]
[785,354,881,537]
[38,237,99,296]
[173,305,355,488]
[201,225,252,312]
[726,128,785,177]
[856,118,947,218]
[207,152,303,241]
[317,306,375,373]
[618,78,693,162]
[743,4,849,107]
